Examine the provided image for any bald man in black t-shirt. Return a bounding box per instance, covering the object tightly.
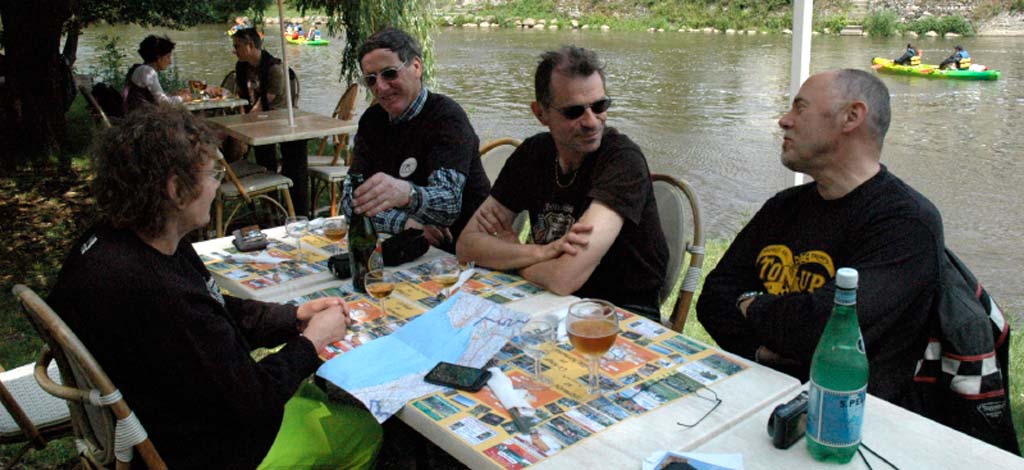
[456,46,668,320]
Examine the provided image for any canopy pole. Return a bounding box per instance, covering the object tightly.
[789,0,813,186]
[276,0,296,127]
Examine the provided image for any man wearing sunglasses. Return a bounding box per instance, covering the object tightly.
[342,28,489,253]
[457,46,668,321]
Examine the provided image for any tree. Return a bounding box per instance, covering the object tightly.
[291,0,435,86]
[0,0,270,169]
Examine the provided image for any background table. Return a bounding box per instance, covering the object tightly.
[205,108,356,146]
[183,97,248,112]
[691,387,1024,469]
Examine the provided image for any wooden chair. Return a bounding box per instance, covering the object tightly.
[214,154,296,238]
[308,83,359,217]
[651,174,705,332]
[1,360,72,469]
[79,84,112,129]
[479,138,530,238]
[12,284,166,470]
[220,70,237,96]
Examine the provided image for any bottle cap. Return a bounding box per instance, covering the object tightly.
[836,267,858,289]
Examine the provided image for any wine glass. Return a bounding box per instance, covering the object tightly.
[431,258,461,299]
[284,216,309,262]
[323,216,348,253]
[364,269,394,315]
[566,299,619,397]
[513,315,557,390]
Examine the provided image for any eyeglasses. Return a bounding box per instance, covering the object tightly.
[677,387,722,428]
[553,97,612,120]
[208,164,227,182]
[362,61,409,88]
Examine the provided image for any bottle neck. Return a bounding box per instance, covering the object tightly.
[834,287,856,307]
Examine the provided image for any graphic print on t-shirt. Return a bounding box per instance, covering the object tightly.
[755,245,835,295]
[534,202,576,244]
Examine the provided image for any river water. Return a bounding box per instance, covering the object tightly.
[77,25,1024,318]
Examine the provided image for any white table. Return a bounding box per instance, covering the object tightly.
[205,108,356,146]
[691,388,1024,469]
[183,97,249,112]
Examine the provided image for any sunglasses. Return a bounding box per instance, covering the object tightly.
[362,61,409,88]
[554,97,612,120]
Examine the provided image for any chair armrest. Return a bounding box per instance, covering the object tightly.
[34,347,92,404]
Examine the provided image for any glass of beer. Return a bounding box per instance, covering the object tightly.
[431,258,461,299]
[567,299,619,397]
[364,269,394,315]
[323,216,348,251]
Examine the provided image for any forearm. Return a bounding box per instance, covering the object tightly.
[457,231,550,270]
[409,169,465,227]
[518,254,594,296]
[224,296,299,348]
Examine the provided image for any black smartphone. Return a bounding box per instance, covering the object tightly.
[423,362,492,392]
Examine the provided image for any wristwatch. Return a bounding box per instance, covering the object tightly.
[735,291,763,310]
[407,183,420,208]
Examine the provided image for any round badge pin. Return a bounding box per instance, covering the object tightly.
[399,158,418,178]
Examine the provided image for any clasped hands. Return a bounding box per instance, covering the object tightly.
[296,297,350,351]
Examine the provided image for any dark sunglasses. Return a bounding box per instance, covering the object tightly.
[554,97,612,120]
[362,62,409,88]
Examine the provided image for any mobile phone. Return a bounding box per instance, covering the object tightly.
[424,362,492,392]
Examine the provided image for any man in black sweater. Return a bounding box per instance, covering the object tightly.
[697,69,945,411]
[342,28,488,253]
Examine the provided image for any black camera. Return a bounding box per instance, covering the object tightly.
[231,225,268,252]
[766,391,808,449]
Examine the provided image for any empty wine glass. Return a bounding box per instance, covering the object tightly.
[364,269,394,315]
[513,315,557,390]
[567,299,619,397]
[285,216,309,262]
[431,258,461,299]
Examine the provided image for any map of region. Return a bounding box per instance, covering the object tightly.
[317,293,531,421]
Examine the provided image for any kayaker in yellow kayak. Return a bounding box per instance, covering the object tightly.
[939,45,971,70]
[893,44,921,66]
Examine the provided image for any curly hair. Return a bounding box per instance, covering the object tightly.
[138,35,175,63]
[535,45,605,107]
[91,105,220,238]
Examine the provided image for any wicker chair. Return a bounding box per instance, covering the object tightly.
[13,284,166,470]
[1,360,72,469]
[79,84,113,129]
[651,174,705,332]
[308,83,360,217]
[479,138,529,238]
[215,157,296,238]
[220,70,237,96]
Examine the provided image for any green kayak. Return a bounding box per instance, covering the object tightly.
[286,36,329,46]
[871,57,1000,81]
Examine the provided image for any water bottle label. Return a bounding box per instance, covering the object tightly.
[834,287,856,306]
[807,382,866,447]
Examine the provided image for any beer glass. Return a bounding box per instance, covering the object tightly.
[364,269,394,315]
[567,299,618,396]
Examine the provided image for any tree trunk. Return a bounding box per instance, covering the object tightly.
[0,0,73,169]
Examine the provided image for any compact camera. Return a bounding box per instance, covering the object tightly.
[231,225,268,252]
[766,391,809,449]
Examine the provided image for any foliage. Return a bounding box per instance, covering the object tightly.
[864,9,900,37]
[814,13,848,34]
[292,0,436,87]
[1015,0,1024,13]
[89,34,129,90]
[903,14,974,36]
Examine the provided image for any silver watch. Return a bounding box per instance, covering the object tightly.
[407,183,419,207]
[735,291,762,309]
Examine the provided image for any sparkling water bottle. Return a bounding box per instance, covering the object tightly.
[806,267,868,463]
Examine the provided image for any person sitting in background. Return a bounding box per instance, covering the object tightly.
[47,105,381,468]
[893,43,920,66]
[939,45,971,70]
[123,35,190,113]
[308,23,322,41]
[456,46,668,320]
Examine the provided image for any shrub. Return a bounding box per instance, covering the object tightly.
[90,35,128,90]
[904,15,973,36]
[864,9,899,37]
[815,13,847,34]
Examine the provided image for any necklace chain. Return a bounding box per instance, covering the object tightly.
[553,156,578,189]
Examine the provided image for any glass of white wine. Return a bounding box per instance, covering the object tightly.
[322,216,348,252]
[364,269,394,315]
[431,258,461,299]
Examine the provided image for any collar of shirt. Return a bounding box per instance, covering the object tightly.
[391,86,429,124]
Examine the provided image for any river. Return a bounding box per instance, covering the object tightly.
[77,24,1024,319]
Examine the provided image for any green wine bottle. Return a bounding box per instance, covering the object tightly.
[806,267,869,463]
[347,173,378,294]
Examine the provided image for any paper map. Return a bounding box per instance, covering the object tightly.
[316,294,531,422]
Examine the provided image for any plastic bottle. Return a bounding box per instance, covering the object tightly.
[806,267,869,463]
[347,174,378,294]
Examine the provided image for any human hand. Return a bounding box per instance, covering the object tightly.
[353,173,412,216]
[543,222,593,259]
[296,296,346,330]
[301,304,350,351]
[422,225,453,247]
[473,203,513,236]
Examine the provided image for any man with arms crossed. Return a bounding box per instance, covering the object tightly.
[457,46,668,321]
[342,27,489,253]
[697,69,944,410]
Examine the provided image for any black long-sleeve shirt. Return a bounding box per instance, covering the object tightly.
[697,166,944,406]
[48,225,320,469]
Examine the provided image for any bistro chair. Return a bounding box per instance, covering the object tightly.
[220,70,237,96]
[479,138,530,239]
[12,284,166,470]
[308,83,360,216]
[214,152,296,238]
[1,359,72,469]
[79,84,113,129]
[651,173,705,332]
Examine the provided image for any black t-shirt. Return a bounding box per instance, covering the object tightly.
[352,92,488,244]
[490,129,668,315]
